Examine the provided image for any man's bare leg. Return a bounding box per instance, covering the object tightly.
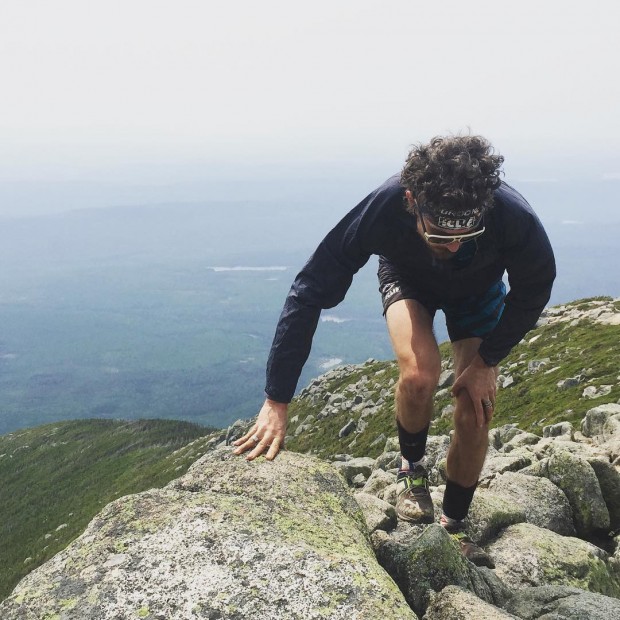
[386,299,440,523]
[441,337,496,567]
[386,299,441,433]
[446,337,494,487]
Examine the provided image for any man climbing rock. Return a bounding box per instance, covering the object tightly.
[234,134,556,567]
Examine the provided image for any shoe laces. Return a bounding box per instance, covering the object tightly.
[398,466,429,495]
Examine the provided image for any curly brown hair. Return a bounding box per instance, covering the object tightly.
[400,135,504,217]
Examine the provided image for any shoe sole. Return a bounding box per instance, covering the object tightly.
[396,511,435,524]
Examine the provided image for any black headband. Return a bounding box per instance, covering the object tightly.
[420,206,483,230]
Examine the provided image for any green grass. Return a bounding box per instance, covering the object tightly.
[0,418,218,601]
[492,320,620,430]
[287,361,399,460]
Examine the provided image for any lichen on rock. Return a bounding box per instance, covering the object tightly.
[487,522,620,596]
[0,450,416,620]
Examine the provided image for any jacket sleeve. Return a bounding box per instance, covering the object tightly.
[478,204,556,367]
[264,183,398,403]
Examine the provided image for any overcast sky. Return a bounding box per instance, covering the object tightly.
[1,1,619,213]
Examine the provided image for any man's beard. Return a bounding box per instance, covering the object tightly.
[427,245,455,261]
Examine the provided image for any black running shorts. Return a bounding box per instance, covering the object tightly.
[378,263,506,341]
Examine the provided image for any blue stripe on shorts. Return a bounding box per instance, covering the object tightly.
[442,280,506,340]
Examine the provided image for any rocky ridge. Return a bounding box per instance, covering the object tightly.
[2,298,620,619]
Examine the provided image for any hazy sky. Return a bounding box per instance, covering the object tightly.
[1,1,619,214]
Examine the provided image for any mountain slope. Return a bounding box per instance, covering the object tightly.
[0,419,219,600]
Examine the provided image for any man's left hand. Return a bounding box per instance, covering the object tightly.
[451,354,497,428]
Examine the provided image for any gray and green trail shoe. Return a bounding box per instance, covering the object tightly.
[445,524,495,568]
[395,465,435,524]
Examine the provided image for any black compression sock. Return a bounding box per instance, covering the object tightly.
[397,419,429,464]
[442,478,478,521]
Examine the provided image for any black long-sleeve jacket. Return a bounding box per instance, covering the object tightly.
[265,174,556,403]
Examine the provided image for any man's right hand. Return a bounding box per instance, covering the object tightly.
[233,398,288,461]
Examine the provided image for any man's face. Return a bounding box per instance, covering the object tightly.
[416,214,470,259]
[405,189,483,260]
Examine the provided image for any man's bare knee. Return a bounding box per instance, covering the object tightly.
[398,367,440,403]
[453,394,489,443]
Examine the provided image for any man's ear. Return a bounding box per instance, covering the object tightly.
[405,189,415,209]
